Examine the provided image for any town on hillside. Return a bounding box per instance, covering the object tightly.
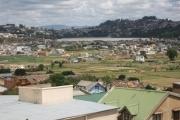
[0,0,180,120]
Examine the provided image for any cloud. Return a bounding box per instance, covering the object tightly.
[0,0,179,26]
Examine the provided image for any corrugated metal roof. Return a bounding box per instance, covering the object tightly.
[99,87,168,120]
[0,96,116,120]
[74,93,106,102]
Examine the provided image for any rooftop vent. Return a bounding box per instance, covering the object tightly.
[19,85,73,105]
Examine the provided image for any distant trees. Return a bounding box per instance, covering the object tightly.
[62,71,75,76]
[0,68,11,74]
[166,48,178,61]
[14,69,26,76]
[50,61,65,69]
[48,72,77,86]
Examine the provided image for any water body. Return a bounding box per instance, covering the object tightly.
[57,37,151,42]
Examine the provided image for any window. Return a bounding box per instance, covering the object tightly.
[153,113,162,120]
[173,111,180,120]
[95,85,100,90]
[118,108,133,120]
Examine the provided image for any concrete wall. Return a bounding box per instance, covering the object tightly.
[149,95,180,120]
[19,85,73,105]
[19,87,42,104]
[41,85,73,105]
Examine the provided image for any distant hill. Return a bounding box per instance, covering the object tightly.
[41,25,87,30]
[58,16,180,38]
[41,25,71,30]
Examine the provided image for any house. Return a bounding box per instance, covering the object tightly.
[99,87,180,120]
[16,46,32,55]
[48,48,60,56]
[173,82,180,94]
[0,85,118,120]
[135,55,145,63]
[77,80,106,94]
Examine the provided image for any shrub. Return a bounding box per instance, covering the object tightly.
[127,77,140,81]
[62,71,75,76]
[46,70,54,74]
[0,68,11,74]
[37,64,44,71]
[14,69,26,76]
[118,74,126,80]
[145,84,156,90]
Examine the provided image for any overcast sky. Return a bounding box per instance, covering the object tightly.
[0,0,180,26]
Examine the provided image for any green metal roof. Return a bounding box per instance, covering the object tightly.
[74,93,106,102]
[99,88,168,120]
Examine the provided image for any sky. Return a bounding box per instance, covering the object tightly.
[0,0,180,26]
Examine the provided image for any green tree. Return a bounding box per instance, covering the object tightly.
[48,73,68,86]
[51,62,55,69]
[118,74,126,80]
[102,75,112,85]
[14,69,26,76]
[58,61,65,68]
[166,48,178,61]
[38,64,44,71]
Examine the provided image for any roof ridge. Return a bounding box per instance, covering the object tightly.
[114,87,168,94]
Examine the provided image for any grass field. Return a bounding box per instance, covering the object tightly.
[0,55,62,64]
[0,53,180,87]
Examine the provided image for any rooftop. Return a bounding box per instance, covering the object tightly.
[74,93,106,102]
[99,87,168,120]
[0,96,116,120]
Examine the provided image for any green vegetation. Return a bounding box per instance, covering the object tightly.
[166,48,178,61]
[0,68,11,73]
[14,69,26,76]
[0,52,180,87]
[37,64,45,71]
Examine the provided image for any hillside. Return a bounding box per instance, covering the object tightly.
[58,16,180,38]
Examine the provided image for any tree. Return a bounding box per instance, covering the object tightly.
[48,73,68,86]
[118,74,126,81]
[58,61,65,68]
[14,69,26,76]
[102,75,112,90]
[37,64,44,71]
[51,62,55,69]
[166,48,178,61]
[102,75,112,85]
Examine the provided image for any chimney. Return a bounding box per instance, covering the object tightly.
[173,82,180,94]
[19,85,73,105]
